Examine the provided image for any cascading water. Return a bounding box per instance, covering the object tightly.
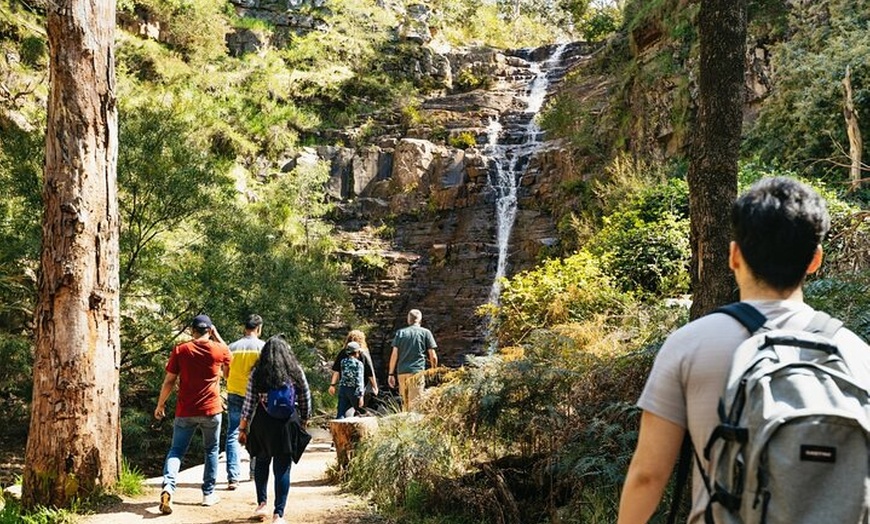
[485,44,568,315]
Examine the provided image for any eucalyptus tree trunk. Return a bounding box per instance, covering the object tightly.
[22,0,120,508]
[687,0,747,320]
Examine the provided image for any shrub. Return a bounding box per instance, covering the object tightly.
[448,131,477,149]
[586,209,691,297]
[482,251,635,346]
[454,67,490,93]
[346,414,468,511]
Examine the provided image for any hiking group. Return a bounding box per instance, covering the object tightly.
[618,177,870,524]
[152,308,438,523]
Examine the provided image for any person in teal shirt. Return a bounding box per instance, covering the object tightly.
[387,309,438,411]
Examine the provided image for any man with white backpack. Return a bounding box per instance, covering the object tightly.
[617,177,870,523]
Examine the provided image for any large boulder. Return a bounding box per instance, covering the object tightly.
[391,138,437,192]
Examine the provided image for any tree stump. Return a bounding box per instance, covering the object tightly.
[329,417,379,469]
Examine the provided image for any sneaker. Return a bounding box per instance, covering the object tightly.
[227,481,239,491]
[253,503,269,521]
[201,493,221,506]
[272,516,287,524]
[159,490,173,515]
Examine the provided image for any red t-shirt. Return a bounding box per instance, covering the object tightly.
[166,338,232,417]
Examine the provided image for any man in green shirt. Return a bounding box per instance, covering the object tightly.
[387,309,438,411]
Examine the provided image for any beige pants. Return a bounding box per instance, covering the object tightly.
[397,372,425,411]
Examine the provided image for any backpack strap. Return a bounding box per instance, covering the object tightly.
[803,311,843,338]
[713,302,767,334]
[666,433,713,524]
[666,435,692,524]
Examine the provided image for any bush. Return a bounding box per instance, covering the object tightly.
[448,131,477,149]
[346,414,468,511]
[482,251,635,346]
[586,209,690,297]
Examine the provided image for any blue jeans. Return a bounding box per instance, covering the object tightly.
[226,393,244,483]
[162,414,221,495]
[337,385,361,419]
[254,454,291,517]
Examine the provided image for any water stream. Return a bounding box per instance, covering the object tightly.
[485,44,569,312]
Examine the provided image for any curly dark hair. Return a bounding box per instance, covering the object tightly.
[251,335,306,393]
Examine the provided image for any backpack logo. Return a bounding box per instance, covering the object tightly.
[702,303,870,524]
[799,445,836,463]
[265,383,295,419]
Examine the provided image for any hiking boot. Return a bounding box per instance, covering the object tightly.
[253,502,269,521]
[201,492,220,506]
[159,490,173,515]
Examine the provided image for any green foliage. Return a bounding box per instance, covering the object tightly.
[117,459,145,497]
[563,0,623,42]
[0,334,32,426]
[744,0,870,179]
[18,36,47,67]
[346,414,468,511]
[431,2,566,49]
[806,272,870,342]
[0,497,78,524]
[447,131,477,149]
[129,0,229,64]
[484,251,635,346]
[454,67,491,93]
[347,306,686,522]
[586,209,690,297]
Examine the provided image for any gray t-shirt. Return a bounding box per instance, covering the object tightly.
[392,324,437,374]
[639,299,870,523]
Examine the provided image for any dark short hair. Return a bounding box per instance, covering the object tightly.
[245,314,263,330]
[731,177,830,291]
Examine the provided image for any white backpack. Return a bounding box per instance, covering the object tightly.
[701,302,870,523]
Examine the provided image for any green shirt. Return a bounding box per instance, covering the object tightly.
[392,324,437,374]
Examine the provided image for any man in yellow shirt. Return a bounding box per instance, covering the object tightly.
[225,314,264,490]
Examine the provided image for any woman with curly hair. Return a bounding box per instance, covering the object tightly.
[238,335,311,523]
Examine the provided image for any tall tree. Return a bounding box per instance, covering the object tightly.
[686,0,747,320]
[22,0,120,508]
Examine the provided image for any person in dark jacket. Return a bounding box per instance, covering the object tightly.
[238,335,311,524]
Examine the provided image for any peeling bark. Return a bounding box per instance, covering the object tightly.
[22,0,120,508]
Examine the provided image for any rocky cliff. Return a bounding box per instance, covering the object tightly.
[289,41,589,374]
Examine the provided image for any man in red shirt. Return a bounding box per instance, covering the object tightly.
[154,314,231,514]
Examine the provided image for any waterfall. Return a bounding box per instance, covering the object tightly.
[486,44,568,311]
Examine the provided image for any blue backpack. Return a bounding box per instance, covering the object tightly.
[264,382,295,419]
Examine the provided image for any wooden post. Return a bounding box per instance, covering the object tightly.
[329,417,379,469]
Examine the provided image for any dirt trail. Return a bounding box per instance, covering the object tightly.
[80,428,381,524]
